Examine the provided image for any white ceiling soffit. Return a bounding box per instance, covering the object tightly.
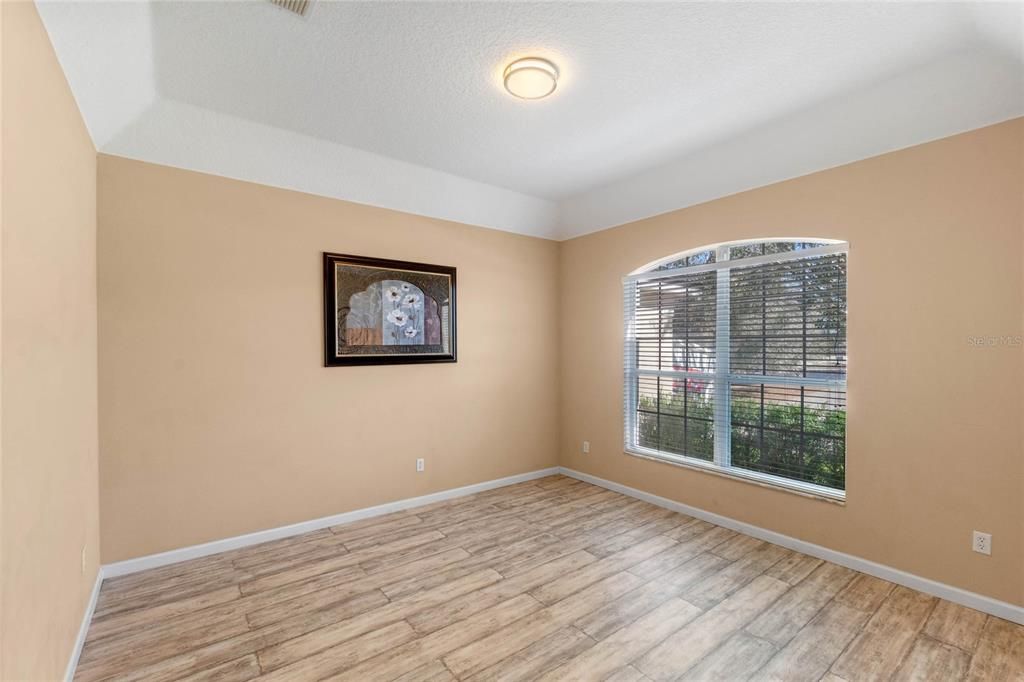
[36,1,1024,241]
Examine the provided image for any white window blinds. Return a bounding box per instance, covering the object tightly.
[624,240,848,499]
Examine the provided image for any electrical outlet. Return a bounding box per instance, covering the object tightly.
[972,531,992,556]
[582,441,590,454]
[416,458,425,473]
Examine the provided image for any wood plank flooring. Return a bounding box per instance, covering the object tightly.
[76,475,1024,681]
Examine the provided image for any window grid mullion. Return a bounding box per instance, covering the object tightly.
[683,280,689,454]
[759,242,767,463]
[656,281,663,452]
[800,259,809,465]
[714,245,731,468]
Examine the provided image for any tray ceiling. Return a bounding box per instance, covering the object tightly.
[38,1,1024,239]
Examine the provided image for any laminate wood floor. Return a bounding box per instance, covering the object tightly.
[76,475,1024,681]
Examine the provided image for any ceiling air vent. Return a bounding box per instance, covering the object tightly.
[268,0,311,17]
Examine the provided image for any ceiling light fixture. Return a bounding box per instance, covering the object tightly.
[503,57,559,100]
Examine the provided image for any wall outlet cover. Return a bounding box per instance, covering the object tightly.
[972,531,992,556]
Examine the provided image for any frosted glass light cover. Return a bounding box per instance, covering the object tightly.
[503,58,559,99]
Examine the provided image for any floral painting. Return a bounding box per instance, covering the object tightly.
[323,253,456,366]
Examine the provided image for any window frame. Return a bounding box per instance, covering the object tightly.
[623,239,848,502]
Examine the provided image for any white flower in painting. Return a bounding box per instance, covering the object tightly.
[400,283,411,292]
[404,326,418,338]
[387,309,409,326]
[385,286,402,303]
[402,294,422,309]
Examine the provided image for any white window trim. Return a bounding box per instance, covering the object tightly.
[623,444,847,503]
[623,240,848,503]
[625,242,847,283]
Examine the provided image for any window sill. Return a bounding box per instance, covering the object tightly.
[624,446,846,505]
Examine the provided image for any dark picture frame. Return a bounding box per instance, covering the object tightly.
[323,252,457,366]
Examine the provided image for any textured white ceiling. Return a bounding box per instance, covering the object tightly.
[37,1,1024,239]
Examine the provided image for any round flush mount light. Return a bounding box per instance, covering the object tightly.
[503,57,559,100]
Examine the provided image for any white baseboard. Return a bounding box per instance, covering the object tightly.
[102,467,560,579]
[559,466,1024,625]
[64,567,104,682]
[72,461,1019,682]
[68,467,555,680]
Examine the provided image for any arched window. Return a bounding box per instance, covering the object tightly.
[623,239,848,499]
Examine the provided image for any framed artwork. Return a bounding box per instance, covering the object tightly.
[323,252,457,366]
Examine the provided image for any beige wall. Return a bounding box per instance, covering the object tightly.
[1,2,101,679]
[97,156,560,562]
[99,122,1023,607]
[560,118,1024,607]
